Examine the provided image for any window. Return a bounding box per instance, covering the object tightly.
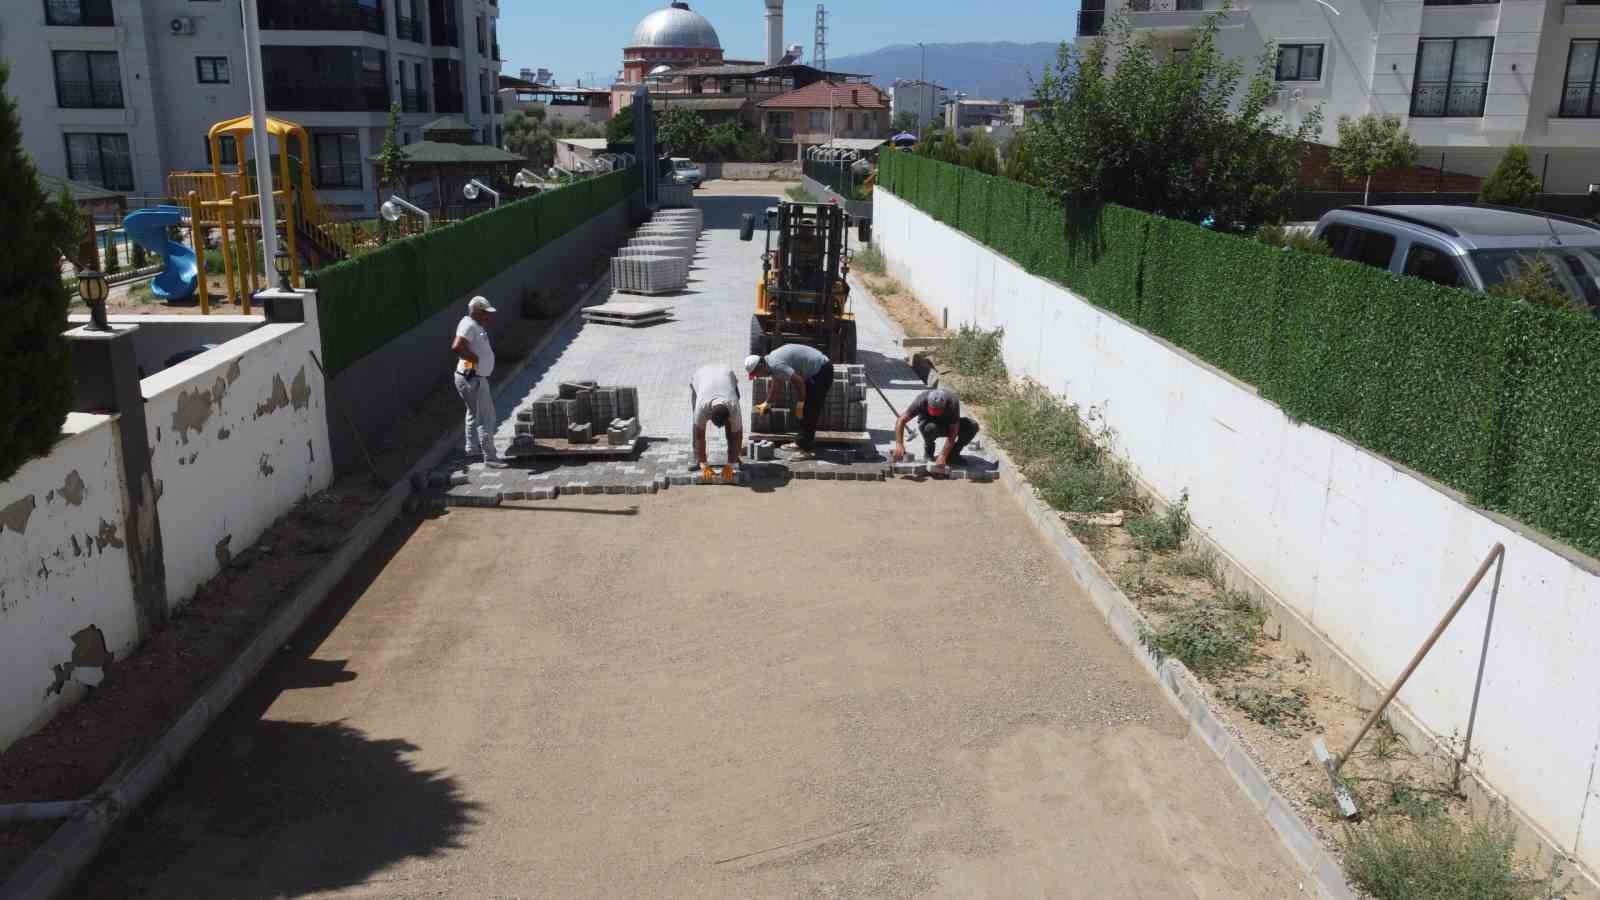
[1411,37,1492,117]
[44,0,113,26]
[1334,227,1397,270]
[53,50,122,108]
[1403,243,1463,287]
[203,135,239,166]
[314,132,362,188]
[196,56,230,83]
[1276,44,1323,82]
[1320,223,1351,255]
[847,112,857,132]
[64,133,132,190]
[264,46,389,111]
[1562,40,1600,117]
[808,110,828,131]
[1423,0,1497,5]
[1472,249,1600,312]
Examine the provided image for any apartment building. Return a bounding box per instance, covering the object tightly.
[2,0,502,215]
[888,79,948,133]
[758,80,889,159]
[943,98,1010,131]
[1077,0,1600,192]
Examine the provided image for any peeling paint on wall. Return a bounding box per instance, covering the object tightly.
[95,518,124,552]
[172,385,215,445]
[258,453,275,478]
[254,374,290,419]
[289,367,311,411]
[226,359,241,384]
[71,534,82,557]
[217,427,231,440]
[307,439,315,463]
[1,495,37,535]
[60,471,85,506]
[213,534,232,568]
[46,625,112,696]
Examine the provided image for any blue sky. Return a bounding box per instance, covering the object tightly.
[496,0,1076,87]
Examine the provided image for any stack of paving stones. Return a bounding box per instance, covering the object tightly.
[611,211,702,295]
[508,381,640,454]
[750,363,868,433]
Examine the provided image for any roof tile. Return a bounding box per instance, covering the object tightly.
[758,81,887,110]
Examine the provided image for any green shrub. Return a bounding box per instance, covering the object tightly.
[853,243,885,275]
[1127,493,1190,551]
[1342,803,1568,900]
[0,61,75,480]
[1138,596,1262,677]
[1477,145,1542,208]
[785,185,820,203]
[1256,224,1331,256]
[942,324,1006,380]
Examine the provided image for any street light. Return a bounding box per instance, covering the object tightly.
[380,194,431,231]
[463,178,501,208]
[273,244,292,291]
[77,269,109,332]
[918,42,927,140]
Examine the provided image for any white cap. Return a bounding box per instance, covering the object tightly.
[743,354,763,376]
[468,296,497,313]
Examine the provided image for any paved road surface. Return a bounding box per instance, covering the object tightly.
[78,185,1304,899]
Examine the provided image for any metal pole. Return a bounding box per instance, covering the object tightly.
[1333,543,1505,774]
[240,0,278,288]
[1456,547,1505,789]
[919,43,926,139]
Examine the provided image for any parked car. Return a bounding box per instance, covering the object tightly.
[1310,204,1600,314]
[670,157,703,189]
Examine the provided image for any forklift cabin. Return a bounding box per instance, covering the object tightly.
[741,201,858,363]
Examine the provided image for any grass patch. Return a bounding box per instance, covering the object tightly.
[1342,803,1569,900]
[1117,569,1172,599]
[854,243,886,275]
[1163,546,1222,585]
[1227,685,1314,736]
[1138,595,1264,677]
[785,185,821,202]
[1127,493,1190,552]
[943,324,1007,381]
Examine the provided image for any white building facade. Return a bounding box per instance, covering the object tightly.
[889,79,948,134]
[1077,0,1600,192]
[2,0,501,215]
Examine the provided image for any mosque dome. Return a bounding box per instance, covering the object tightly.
[630,2,722,50]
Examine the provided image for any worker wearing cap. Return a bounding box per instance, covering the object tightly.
[893,387,979,468]
[690,363,743,483]
[451,296,505,468]
[745,343,833,455]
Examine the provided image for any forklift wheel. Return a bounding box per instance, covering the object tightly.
[749,314,770,357]
[842,319,858,364]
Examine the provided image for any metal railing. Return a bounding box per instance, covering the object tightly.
[257,0,384,33]
[402,88,429,112]
[57,79,123,109]
[266,83,390,111]
[1410,82,1487,118]
[803,156,864,200]
[434,90,464,113]
[396,15,422,41]
[45,0,113,26]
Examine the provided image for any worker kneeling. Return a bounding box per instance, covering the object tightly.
[744,344,832,456]
[691,363,743,483]
[893,387,979,468]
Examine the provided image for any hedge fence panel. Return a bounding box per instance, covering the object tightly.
[1142,217,1280,382]
[957,169,993,246]
[1025,187,1072,287]
[307,238,421,374]
[986,176,1034,269]
[1499,306,1600,557]
[1061,203,1149,327]
[929,158,964,226]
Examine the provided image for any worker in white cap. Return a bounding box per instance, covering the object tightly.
[893,386,979,468]
[690,363,743,483]
[744,343,833,455]
[451,296,505,467]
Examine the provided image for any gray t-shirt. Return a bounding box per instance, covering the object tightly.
[766,343,830,381]
[690,364,741,430]
[907,389,961,429]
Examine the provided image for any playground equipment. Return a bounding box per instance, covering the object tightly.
[122,206,198,301]
[163,114,357,310]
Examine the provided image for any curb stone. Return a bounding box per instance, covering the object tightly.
[0,272,612,900]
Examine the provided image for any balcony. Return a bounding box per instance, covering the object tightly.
[1077,9,1106,35]
[258,0,384,34]
[432,22,459,47]
[434,90,464,114]
[396,15,423,41]
[266,83,391,112]
[402,88,429,112]
[493,43,501,61]
[476,38,487,55]
[493,96,503,113]
[1122,0,1244,31]
[45,0,113,26]
[480,94,490,114]
[57,79,123,109]
[1410,81,1487,117]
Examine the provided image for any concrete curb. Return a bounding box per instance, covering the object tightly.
[925,360,1357,900]
[0,277,608,900]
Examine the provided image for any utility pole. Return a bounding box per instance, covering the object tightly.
[918,42,927,139]
[815,4,831,145]
[240,0,278,287]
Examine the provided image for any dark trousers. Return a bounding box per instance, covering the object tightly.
[920,416,979,460]
[797,365,833,450]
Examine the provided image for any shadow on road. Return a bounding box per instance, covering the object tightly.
[696,195,781,231]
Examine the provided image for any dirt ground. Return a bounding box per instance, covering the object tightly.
[0,254,610,879]
[76,484,1306,898]
[857,269,946,338]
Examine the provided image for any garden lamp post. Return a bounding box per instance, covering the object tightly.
[78,269,110,332]
[380,195,431,232]
[463,178,501,208]
[273,244,292,291]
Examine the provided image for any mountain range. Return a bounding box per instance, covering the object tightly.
[825,41,1065,102]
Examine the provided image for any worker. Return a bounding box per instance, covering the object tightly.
[451,296,505,468]
[745,343,833,455]
[893,387,979,468]
[690,363,743,483]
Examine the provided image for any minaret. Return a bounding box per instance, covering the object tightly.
[764,0,784,66]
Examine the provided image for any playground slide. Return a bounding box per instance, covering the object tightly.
[122,206,197,301]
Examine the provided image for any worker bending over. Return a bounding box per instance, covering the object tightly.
[690,363,743,483]
[745,343,833,455]
[893,387,979,468]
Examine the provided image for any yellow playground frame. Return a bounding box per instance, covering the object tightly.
[167,114,341,312]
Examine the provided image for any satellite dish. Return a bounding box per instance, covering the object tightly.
[380,200,401,222]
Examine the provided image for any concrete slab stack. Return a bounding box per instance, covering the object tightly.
[612,255,686,294]
[657,184,694,207]
[749,364,867,434]
[516,382,640,440]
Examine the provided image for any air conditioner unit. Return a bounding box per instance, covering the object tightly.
[169,16,196,35]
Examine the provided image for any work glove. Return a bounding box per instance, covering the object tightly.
[754,402,770,415]
[721,465,736,483]
[794,401,805,419]
[700,464,714,482]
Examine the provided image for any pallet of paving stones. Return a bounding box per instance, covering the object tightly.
[582,301,673,328]
[503,436,646,459]
[746,430,873,444]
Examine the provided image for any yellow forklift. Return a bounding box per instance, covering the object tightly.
[740,200,857,363]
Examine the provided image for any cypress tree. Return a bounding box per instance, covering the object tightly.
[0,62,77,480]
[1478,144,1542,208]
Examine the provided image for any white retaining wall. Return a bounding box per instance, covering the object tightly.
[141,309,333,609]
[0,414,140,750]
[874,188,1600,873]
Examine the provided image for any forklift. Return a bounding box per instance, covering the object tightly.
[740,200,857,364]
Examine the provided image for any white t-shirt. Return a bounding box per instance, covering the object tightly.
[690,364,741,431]
[455,316,494,378]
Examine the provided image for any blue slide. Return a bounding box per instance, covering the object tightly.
[122,206,197,302]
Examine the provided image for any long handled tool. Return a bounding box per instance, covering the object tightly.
[308,350,387,489]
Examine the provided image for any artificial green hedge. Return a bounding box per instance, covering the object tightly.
[309,168,634,376]
[879,151,1600,558]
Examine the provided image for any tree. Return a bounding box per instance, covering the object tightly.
[962,131,1000,175]
[891,110,919,134]
[504,110,555,167]
[1478,144,1542,207]
[704,119,743,161]
[1029,11,1323,231]
[606,107,634,144]
[657,107,708,158]
[375,102,407,243]
[1329,113,1418,205]
[0,62,76,480]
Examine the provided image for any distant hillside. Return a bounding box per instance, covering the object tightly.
[826,41,1064,101]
